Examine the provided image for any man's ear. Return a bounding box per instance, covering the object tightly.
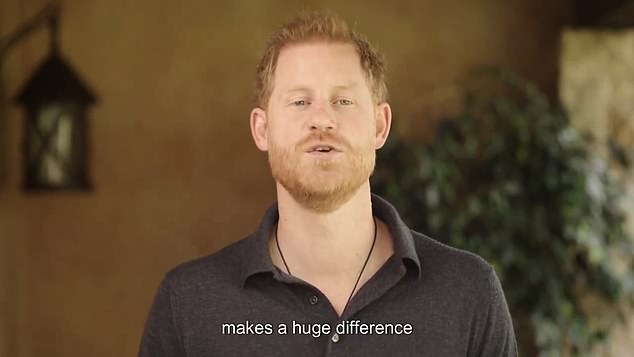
[250,107,269,151]
[374,102,392,149]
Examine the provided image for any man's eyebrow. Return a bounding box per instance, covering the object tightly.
[284,86,312,95]
[332,82,361,91]
[284,83,361,94]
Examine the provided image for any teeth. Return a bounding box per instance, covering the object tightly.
[315,146,332,152]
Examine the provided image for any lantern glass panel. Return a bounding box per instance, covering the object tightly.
[29,103,74,186]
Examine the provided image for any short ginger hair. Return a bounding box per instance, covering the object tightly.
[254,10,388,108]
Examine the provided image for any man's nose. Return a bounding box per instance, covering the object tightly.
[308,99,335,131]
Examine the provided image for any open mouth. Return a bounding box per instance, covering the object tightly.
[312,146,334,153]
[305,144,342,155]
[304,142,343,157]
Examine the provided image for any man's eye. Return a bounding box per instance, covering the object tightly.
[335,99,353,105]
[291,100,309,106]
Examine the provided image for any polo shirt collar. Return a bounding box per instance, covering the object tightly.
[241,193,422,286]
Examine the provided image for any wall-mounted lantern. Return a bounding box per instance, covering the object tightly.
[16,50,96,190]
[1,3,97,191]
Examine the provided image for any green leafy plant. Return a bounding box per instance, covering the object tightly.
[372,69,634,356]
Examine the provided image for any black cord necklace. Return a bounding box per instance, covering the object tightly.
[274,217,378,315]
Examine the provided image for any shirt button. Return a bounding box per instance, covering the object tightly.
[331,333,340,343]
[309,295,319,305]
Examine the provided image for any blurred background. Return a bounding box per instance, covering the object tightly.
[1,0,633,356]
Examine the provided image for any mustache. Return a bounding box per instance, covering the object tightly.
[297,132,351,151]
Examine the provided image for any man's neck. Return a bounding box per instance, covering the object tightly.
[269,182,395,315]
[272,182,378,277]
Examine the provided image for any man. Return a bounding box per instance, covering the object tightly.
[139,10,517,357]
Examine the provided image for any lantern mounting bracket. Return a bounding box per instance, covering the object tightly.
[0,2,60,62]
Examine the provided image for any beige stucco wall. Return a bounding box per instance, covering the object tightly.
[1,0,572,356]
[560,29,634,356]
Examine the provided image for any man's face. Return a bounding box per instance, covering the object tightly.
[251,41,390,212]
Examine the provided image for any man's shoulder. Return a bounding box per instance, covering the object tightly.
[410,230,494,284]
[162,235,255,289]
[407,231,517,355]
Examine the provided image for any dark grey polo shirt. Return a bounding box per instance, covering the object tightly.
[138,194,517,356]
